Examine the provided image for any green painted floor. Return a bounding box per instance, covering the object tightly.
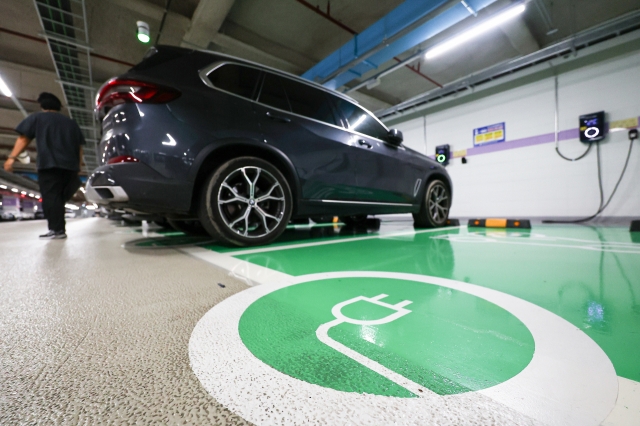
[196,220,640,384]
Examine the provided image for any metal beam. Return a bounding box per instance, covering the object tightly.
[182,0,236,49]
[345,49,426,94]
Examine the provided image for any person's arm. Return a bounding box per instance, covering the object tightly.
[3,135,31,172]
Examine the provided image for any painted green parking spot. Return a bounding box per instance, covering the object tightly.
[200,222,382,253]
[239,277,534,396]
[234,225,640,382]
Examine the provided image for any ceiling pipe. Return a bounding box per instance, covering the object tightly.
[0,27,135,67]
[303,0,500,89]
[155,0,173,45]
[297,0,442,89]
[345,49,429,94]
[295,0,357,35]
[309,0,460,87]
[393,56,443,88]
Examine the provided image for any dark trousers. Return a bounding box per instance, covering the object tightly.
[38,168,80,233]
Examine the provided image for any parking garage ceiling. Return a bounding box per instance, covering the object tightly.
[0,0,639,172]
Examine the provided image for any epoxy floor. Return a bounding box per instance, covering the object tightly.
[1,217,639,425]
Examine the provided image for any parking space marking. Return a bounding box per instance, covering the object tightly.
[222,226,462,256]
[434,232,640,254]
[189,271,618,425]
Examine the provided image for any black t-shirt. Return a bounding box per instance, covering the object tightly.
[15,112,86,171]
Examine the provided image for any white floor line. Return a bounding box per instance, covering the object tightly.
[436,233,640,254]
[180,246,294,287]
[316,319,436,398]
[602,377,640,425]
[227,226,463,256]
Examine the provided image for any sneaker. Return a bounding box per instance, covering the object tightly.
[39,231,67,239]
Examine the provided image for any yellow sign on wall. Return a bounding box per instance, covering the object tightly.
[473,122,506,146]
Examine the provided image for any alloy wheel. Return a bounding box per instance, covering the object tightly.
[427,182,450,224]
[217,166,286,238]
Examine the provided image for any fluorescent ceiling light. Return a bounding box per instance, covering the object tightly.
[0,75,12,97]
[426,4,526,60]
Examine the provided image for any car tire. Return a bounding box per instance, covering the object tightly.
[198,156,293,247]
[413,178,451,228]
[167,219,208,235]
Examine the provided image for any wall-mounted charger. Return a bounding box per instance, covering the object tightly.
[579,111,605,143]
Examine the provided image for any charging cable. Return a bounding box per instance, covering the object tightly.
[545,128,637,223]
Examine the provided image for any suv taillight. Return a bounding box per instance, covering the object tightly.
[107,155,140,165]
[95,78,180,111]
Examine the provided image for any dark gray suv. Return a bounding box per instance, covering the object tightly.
[87,46,452,246]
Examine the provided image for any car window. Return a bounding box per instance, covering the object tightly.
[331,97,388,140]
[207,64,261,99]
[258,73,291,111]
[280,78,339,126]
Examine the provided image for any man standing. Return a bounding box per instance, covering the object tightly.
[3,92,85,239]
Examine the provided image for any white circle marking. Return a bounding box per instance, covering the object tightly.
[189,272,617,425]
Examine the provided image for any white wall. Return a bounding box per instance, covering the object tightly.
[390,44,640,218]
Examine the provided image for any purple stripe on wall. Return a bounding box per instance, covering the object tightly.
[425,117,639,159]
[468,132,556,156]
[558,128,579,141]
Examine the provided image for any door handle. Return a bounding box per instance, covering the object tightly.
[266,111,291,123]
[358,139,372,148]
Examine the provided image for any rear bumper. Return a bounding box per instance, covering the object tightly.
[85,162,193,214]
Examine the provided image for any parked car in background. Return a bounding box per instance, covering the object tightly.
[0,209,16,221]
[86,46,452,246]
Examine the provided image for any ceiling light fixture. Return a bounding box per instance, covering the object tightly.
[425,4,526,60]
[0,74,13,97]
[137,21,151,43]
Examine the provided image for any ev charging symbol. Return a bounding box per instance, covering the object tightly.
[316,294,432,397]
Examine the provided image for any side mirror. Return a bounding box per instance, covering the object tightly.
[387,128,403,146]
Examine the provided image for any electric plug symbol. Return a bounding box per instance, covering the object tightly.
[330,294,413,326]
[316,294,431,397]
